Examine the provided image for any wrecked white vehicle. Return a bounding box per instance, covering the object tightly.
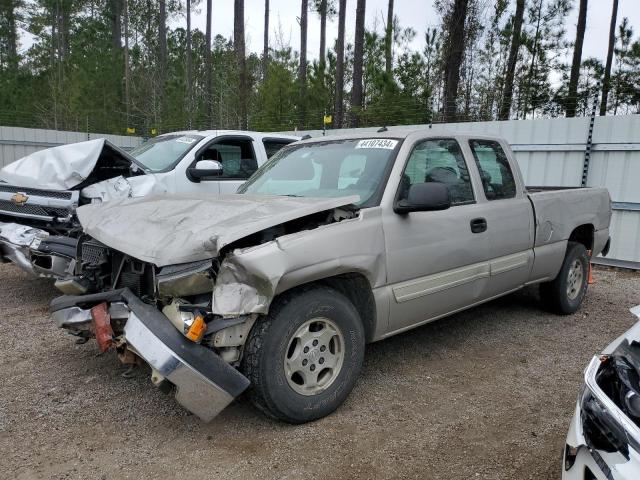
[563,306,640,480]
[0,131,298,280]
[51,131,612,423]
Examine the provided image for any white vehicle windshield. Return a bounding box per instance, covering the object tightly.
[238,138,401,207]
[130,134,204,172]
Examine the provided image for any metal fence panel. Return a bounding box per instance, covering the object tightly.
[0,126,143,167]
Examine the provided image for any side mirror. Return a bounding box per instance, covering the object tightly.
[188,160,223,182]
[394,182,451,214]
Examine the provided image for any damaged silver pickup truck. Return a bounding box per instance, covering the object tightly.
[51,131,612,423]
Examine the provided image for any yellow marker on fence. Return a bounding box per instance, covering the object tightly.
[126,127,136,134]
[323,115,332,125]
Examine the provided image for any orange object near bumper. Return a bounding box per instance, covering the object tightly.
[91,302,114,352]
[186,315,207,342]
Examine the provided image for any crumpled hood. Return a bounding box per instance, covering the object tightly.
[80,174,166,203]
[76,194,359,267]
[0,138,138,190]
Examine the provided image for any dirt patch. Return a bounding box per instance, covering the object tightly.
[0,263,638,479]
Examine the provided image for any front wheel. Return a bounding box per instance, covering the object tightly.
[539,241,590,315]
[241,286,365,423]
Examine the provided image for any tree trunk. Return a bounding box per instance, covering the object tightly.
[4,2,19,67]
[319,0,327,67]
[385,0,394,75]
[350,0,366,127]
[524,0,543,118]
[263,0,269,80]
[234,0,248,129]
[158,0,167,72]
[498,0,525,121]
[566,0,588,117]
[442,0,469,123]
[205,0,213,126]
[298,0,308,128]
[108,0,122,52]
[186,0,193,128]
[600,0,618,116]
[124,0,130,128]
[334,0,346,128]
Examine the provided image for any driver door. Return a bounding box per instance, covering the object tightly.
[383,137,492,334]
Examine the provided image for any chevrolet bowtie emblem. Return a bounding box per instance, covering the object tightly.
[10,192,29,206]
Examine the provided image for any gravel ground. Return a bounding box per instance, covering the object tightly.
[0,263,639,480]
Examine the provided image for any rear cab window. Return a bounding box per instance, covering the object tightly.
[468,139,517,200]
[263,138,297,158]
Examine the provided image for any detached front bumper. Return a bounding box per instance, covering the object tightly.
[51,289,250,422]
[0,222,46,275]
[0,222,75,279]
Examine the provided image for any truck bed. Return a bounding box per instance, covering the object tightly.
[526,186,611,249]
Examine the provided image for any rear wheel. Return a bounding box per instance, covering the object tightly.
[540,241,589,315]
[241,286,365,423]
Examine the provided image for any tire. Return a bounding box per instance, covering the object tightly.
[539,241,590,315]
[241,286,365,423]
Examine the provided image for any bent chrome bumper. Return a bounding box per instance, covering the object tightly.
[50,288,250,422]
[0,222,45,275]
[0,222,74,279]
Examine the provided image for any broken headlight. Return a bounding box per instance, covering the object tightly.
[162,299,208,342]
[156,260,214,297]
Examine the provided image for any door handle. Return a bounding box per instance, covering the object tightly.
[470,217,487,233]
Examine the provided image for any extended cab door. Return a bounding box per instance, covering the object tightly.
[383,137,493,334]
[464,138,534,298]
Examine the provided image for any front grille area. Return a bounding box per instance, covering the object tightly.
[119,271,143,297]
[0,185,73,200]
[44,206,71,217]
[0,200,50,217]
[0,200,71,219]
[81,241,109,265]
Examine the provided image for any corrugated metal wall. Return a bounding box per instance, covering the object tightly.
[0,126,142,167]
[1,116,638,265]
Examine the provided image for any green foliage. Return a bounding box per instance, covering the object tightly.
[0,0,638,135]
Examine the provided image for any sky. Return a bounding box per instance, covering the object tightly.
[184,0,640,66]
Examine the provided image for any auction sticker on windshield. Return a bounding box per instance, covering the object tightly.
[176,136,197,144]
[355,139,398,149]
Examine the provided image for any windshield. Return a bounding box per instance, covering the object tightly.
[130,134,204,172]
[238,138,401,206]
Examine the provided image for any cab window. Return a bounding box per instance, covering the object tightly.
[469,140,516,200]
[197,138,258,179]
[399,138,474,205]
[263,139,296,158]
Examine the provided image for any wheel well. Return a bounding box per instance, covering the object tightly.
[568,224,594,252]
[280,273,377,343]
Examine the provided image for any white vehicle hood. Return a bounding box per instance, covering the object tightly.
[76,194,360,267]
[0,139,138,190]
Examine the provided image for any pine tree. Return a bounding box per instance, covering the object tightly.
[600,0,619,115]
[350,0,366,127]
[566,0,588,117]
[334,0,346,128]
